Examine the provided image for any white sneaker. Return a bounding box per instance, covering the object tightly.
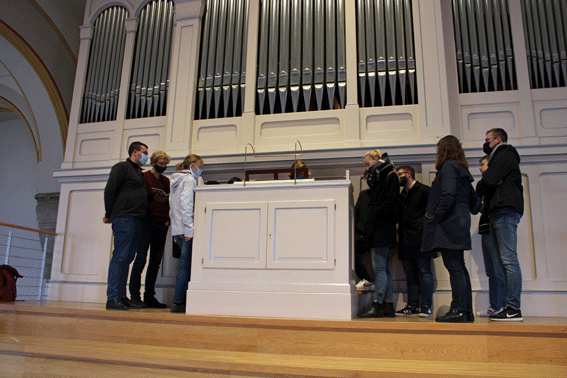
[476,307,503,317]
[356,279,375,291]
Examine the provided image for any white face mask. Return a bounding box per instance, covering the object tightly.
[190,164,202,178]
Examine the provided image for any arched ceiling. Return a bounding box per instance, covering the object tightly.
[0,0,87,160]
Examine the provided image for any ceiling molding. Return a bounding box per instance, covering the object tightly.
[0,20,68,149]
[27,0,78,65]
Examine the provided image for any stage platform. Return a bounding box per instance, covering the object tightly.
[1,301,566,377]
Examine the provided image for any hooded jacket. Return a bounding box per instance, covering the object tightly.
[421,160,478,253]
[476,143,524,217]
[364,153,400,249]
[169,170,197,238]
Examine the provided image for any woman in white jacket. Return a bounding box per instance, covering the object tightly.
[170,154,204,313]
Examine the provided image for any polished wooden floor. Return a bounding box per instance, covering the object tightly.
[1,301,566,377]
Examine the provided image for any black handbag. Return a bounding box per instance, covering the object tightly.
[172,237,181,259]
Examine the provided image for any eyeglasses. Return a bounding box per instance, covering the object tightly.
[485,136,497,143]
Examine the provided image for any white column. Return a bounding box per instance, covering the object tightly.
[61,26,93,169]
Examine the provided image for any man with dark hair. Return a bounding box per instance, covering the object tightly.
[103,141,149,310]
[394,165,434,317]
[476,128,524,321]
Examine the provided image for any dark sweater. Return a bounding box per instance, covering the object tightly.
[104,159,147,220]
[398,181,430,259]
[143,170,170,223]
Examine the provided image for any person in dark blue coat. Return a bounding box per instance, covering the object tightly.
[421,135,478,323]
[359,150,400,318]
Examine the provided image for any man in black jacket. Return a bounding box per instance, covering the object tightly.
[476,128,524,321]
[103,141,149,310]
[395,166,434,318]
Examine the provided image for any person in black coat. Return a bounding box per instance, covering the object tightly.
[476,128,524,322]
[359,150,400,318]
[395,165,435,318]
[421,135,478,323]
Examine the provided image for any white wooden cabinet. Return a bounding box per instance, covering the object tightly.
[187,179,356,320]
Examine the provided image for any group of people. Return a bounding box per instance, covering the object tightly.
[357,128,524,323]
[102,129,524,323]
[103,141,204,313]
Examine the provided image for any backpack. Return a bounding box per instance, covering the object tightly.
[0,265,23,302]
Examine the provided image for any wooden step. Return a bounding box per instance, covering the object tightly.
[1,301,566,377]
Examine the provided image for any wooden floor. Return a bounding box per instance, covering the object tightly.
[1,301,566,378]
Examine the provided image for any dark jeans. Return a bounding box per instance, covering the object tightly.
[402,256,434,309]
[490,208,522,310]
[107,216,144,301]
[481,231,507,310]
[440,249,472,313]
[129,219,168,300]
[173,236,193,305]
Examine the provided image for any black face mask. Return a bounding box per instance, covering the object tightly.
[399,176,408,187]
[154,165,167,174]
[483,142,493,155]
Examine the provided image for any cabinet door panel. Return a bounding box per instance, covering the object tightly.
[203,202,268,269]
[267,200,335,270]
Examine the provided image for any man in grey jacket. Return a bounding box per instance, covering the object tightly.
[476,128,524,321]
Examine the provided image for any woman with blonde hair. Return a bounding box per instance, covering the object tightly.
[129,151,171,308]
[421,135,478,322]
[170,154,204,313]
[359,149,400,318]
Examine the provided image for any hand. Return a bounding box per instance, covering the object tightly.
[185,236,192,241]
[102,217,111,224]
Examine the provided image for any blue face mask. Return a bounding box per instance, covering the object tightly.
[191,164,202,178]
[138,152,149,166]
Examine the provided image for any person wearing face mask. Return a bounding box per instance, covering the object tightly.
[358,150,401,319]
[394,165,434,318]
[103,141,149,310]
[128,151,172,309]
[170,154,204,313]
[476,128,524,322]
[475,155,507,318]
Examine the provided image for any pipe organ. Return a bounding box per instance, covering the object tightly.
[195,0,250,120]
[357,0,417,107]
[520,0,567,89]
[80,6,127,123]
[127,0,174,119]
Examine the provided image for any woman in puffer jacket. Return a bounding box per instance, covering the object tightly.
[359,150,401,318]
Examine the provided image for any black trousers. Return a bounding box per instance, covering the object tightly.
[129,219,168,300]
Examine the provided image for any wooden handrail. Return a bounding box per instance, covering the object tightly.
[0,222,57,236]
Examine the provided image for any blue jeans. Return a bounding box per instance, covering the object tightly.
[107,216,144,301]
[490,208,522,310]
[129,220,168,300]
[481,230,507,310]
[402,256,434,309]
[440,249,472,313]
[172,235,193,305]
[371,247,393,303]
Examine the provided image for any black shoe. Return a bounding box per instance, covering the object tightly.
[122,297,146,309]
[466,312,475,322]
[435,309,468,323]
[145,296,167,309]
[359,302,384,318]
[171,303,186,313]
[106,298,129,311]
[395,305,419,317]
[489,306,523,322]
[383,302,395,318]
[419,306,433,318]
